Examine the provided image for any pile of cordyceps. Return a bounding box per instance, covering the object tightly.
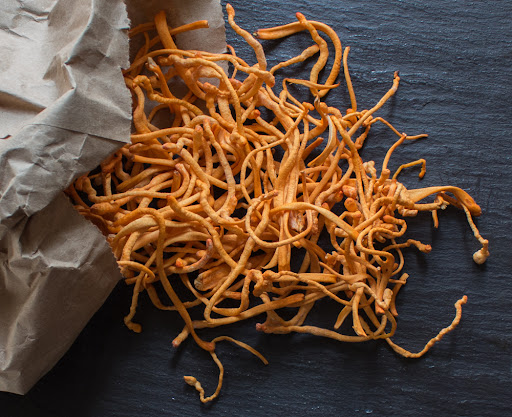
[67,5,489,402]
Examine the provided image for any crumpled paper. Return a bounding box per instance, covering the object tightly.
[0,0,226,395]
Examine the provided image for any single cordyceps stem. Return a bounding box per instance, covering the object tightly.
[385,296,468,358]
[402,186,481,216]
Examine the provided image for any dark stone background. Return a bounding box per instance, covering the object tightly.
[2,0,511,415]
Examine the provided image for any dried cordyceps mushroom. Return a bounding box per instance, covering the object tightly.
[67,4,489,402]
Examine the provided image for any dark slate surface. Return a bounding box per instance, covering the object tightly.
[2,0,511,416]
